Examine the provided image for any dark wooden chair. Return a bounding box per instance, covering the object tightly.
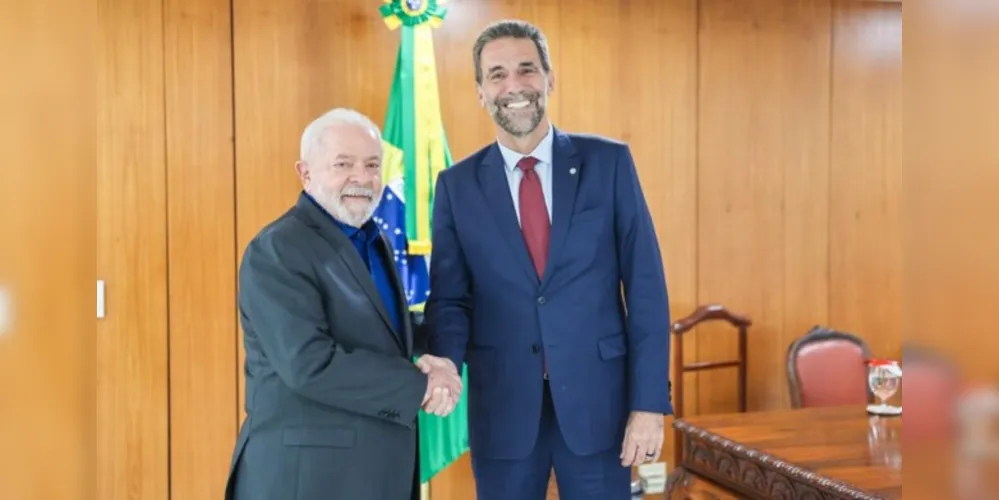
[671,304,751,466]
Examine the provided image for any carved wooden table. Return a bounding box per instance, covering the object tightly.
[666,406,901,499]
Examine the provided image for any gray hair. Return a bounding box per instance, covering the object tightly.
[472,20,552,84]
[299,108,382,160]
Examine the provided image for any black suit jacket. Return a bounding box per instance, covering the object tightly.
[225,193,428,500]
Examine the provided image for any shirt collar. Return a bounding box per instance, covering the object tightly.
[496,122,555,173]
[337,217,378,244]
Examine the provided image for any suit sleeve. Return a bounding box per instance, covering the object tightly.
[614,144,674,416]
[425,174,472,372]
[239,235,428,427]
[410,310,428,357]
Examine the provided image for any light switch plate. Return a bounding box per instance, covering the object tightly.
[97,280,105,319]
[0,285,11,337]
[637,461,668,494]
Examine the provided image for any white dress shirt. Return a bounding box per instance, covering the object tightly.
[495,123,555,226]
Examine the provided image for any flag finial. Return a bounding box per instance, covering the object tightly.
[380,0,448,30]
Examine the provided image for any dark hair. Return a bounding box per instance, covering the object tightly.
[472,20,552,84]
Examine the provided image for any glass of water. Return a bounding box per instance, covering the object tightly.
[867,359,902,415]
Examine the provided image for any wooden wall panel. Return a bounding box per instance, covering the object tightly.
[608,0,700,469]
[558,0,621,137]
[164,0,239,498]
[904,3,999,382]
[697,0,832,414]
[231,0,303,419]
[619,0,700,422]
[0,0,95,498]
[829,0,902,359]
[97,0,171,499]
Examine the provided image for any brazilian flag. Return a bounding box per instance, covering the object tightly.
[374,0,469,488]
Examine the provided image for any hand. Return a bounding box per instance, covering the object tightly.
[418,356,460,416]
[619,411,664,466]
[416,355,461,417]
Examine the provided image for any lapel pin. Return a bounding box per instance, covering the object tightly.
[569,167,577,175]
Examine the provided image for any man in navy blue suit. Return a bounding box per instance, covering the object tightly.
[423,19,673,500]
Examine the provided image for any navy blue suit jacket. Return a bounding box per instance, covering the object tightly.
[425,128,673,460]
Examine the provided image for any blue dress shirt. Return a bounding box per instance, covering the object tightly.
[303,193,403,338]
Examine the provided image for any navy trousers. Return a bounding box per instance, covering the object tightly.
[470,381,632,500]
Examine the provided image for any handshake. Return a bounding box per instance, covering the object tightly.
[416,355,462,417]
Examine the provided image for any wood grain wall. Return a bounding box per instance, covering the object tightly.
[94,0,908,499]
[905,2,999,386]
[0,0,95,498]
[98,0,236,499]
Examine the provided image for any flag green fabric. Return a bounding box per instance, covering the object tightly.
[377,0,468,486]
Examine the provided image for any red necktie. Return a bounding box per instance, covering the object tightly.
[517,156,549,378]
[517,156,549,278]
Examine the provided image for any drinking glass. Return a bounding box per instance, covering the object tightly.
[867,359,902,415]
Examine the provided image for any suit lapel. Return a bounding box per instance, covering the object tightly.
[542,130,581,290]
[477,145,540,283]
[333,248,404,353]
[294,194,406,353]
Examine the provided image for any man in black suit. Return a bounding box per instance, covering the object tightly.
[224,108,462,500]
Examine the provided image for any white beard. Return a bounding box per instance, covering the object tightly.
[313,184,383,228]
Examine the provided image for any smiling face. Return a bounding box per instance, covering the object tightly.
[476,36,554,139]
[295,121,383,227]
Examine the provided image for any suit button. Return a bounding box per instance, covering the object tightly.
[537,296,546,305]
[531,344,541,354]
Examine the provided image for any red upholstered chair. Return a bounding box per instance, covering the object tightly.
[786,326,873,408]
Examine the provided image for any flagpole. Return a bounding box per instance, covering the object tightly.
[379,3,463,497]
